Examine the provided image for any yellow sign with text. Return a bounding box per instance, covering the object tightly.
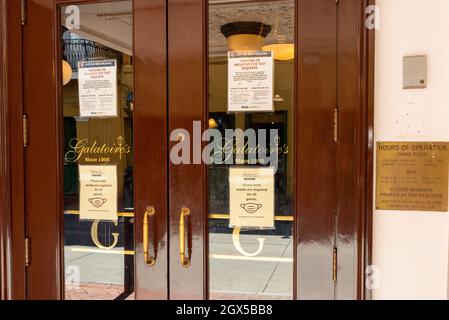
[376,142,449,212]
[79,165,118,221]
[229,167,275,228]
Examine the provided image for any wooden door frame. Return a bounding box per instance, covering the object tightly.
[167,0,208,300]
[0,0,26,300]
[0,0,376,300]
[0,0,10,301]
[296,0,339,299]
[133,0,168,300]
[336,0,375,300]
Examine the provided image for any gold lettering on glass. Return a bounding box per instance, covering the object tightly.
[90,220,119,250]
[232,227,265,257]
[65,136,131,164]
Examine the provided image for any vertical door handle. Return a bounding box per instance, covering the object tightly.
[143,207,156,266]
[179,207,191,267]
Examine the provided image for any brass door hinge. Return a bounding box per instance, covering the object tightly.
[25,238,31,267]
[22,114,28,148]
[332,247,338,283]
[333,107,338,143]
[21,0,27,26]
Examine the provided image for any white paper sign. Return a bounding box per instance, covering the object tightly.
[228,51,274,112]
[78,60,117,117]
[79,165,117,221]
[229,167,275,228]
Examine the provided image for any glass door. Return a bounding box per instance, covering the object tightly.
[23,0,340,300]
[61,1,136,299]
[167,0,339,300]
[59,0,169,300]
[207,0,295,300]
[23,0,168,300]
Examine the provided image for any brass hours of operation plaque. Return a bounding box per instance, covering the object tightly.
[376,142,449,212]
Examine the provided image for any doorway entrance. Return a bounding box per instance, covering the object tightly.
[6,0,372,300]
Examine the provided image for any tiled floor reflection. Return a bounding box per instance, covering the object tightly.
[209,233,294,300]
[65,245,131,300]
[210,292,290,300]
[65,233,293,300]
[66,283,134,300]
[65,245,126,284]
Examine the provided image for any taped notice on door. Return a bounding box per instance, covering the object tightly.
[79,165,117,221]
[229,167,275,229]
[228,51,274,112]
[78,60,118,117]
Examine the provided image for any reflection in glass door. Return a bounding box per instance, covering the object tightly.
[207,0,295,300]
[60,1,135,300]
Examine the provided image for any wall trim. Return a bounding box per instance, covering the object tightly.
[361,0,375,300]
[361,0,376,300]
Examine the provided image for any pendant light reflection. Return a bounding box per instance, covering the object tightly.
[209,118,218,129]
[220,21,294,61]
[221,22,272,51]
[62,60,73,86]
[273,94,284,102]
[261,15,295,61]
[262,43,294,61]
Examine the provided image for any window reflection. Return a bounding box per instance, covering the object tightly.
[60,1,134,300]
[208,0,295,300]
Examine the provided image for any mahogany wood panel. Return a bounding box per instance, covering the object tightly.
[296,0,338,300]
[0,0,27,300]
[134,0,169,300]
[336,0,363,299]
[168,0,207,300]
[7,0,27,300]
[335,0,375,300]
[23,0,62,300]
[0,0,10,300]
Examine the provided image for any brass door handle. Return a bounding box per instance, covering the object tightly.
[179,207,191,267]
[143,206,156,266]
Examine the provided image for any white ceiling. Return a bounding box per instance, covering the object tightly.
[62,1,133,55]
[209,0,294,55]
[62,0,294,57]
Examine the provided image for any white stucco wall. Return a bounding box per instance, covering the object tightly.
[373,0,449,299]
